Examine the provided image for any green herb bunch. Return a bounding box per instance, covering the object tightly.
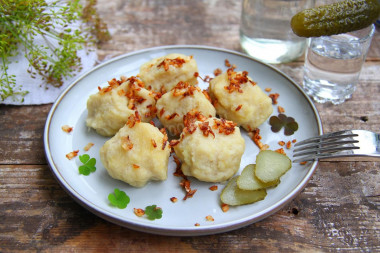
[0,0,110,102]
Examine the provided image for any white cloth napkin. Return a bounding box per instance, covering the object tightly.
[1,47,98,105]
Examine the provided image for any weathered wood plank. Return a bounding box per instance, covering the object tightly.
[0,162,378,252]
[0,105,51,165]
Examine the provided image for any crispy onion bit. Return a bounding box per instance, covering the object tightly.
[98,77,126,94]
[212,118,236,135]
[165,112,179,120]
[205,215,214,221]
[221,203,229,212]
[269,93,280,104]
[224,68,256,94]
[84,142,94,151]
[134,208,145,217]
[61,125,73,133]
[171,81,201,98]
[157,57,186,71]
[275,148,286,155]
[66,150,79,160]
[121,135,133,151]
[160,128,168,150]
[248,128,269,150]
[198,121,215,138]
[151,139,157,148]
[235,104,243,111]
[209,185,218,191]
[126,111,141,128]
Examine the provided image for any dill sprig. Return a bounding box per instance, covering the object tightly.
[0,0,110,102]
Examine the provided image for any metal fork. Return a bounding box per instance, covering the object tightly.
[292,130,380,162]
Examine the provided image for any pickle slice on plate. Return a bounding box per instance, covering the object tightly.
[237,164,279,191]
[255,150,292,183]
[221,177,267,206]
[291,0,380,37]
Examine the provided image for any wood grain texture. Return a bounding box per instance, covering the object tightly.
[0,0,379,252]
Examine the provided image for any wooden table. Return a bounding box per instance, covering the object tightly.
[1,0,379,251]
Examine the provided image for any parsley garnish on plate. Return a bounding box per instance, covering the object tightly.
[78,154,96,175]
[145,205,163,220]
[108,188,130,209]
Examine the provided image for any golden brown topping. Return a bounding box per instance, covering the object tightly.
[170,197,178,203]
[134,208,145,217]
[169,139,180,147]
[202,89,212,102]
[165,112,179,120]
[61,125,73,133]
[224,68,256,94]
[180,179,197,200]
[275,148,286,155]
[84,142,94,151]
[151,139,157,148]
[198,121,215,138]
[265,87,272,92]
[172,81,201,98]
[121,135,133,151]
[248,128,268,150]
[209,185,218,191]
[221,203,229,213]
[145,104,157,118]
[278,106,285,113]
[173,155,184,177]
[124,76,147,110]
[157,57,186,71]
[205,215,214,222]
[212,118,236,135]
[98,77,125,95]
[183,109,207,127]
[269,93,280,105]
[66,150,79,160]
[225,59,231,68]
[159,108,165,117]
[126,111,141,128]
[235,104,243,111]
[286,141,292,149]
[160,128,168,150]
[214,68,222,76]
[278,141,285,146]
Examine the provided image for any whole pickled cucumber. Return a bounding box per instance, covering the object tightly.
[291,0,380,37]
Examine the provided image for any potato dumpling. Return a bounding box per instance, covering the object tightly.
[100,114,171,188]
[86,76,156,136]
[139,53,198,93]
[173,114,245,183]
[209,69,273,131]
[156,81,216,136]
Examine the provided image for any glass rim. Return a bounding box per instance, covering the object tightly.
[318,24,375,44]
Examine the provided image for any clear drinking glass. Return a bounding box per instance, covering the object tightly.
[240,0,315,64]
[303,24,375,105]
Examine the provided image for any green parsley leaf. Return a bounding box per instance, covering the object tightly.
[78,154,96,175]
[108,188,130,209]
[145,205,163,220]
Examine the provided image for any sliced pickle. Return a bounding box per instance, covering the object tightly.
[220,177,267,206]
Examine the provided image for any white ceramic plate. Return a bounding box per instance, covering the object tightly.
[44,45,322,236]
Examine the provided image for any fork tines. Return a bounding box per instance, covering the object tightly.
[293,130,360,162]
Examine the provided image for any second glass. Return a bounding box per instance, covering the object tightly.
[240,0,315,64]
